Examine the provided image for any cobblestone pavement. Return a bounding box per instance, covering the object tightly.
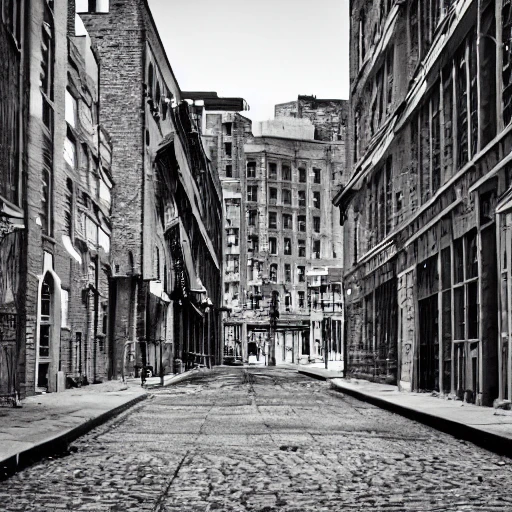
[1,367,512,511]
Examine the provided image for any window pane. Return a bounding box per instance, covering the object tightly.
[454,287,465,340]
[467,281,478,339]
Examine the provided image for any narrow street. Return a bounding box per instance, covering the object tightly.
[2,368,512,511]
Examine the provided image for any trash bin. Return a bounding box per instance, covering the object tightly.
[173,359,183,375]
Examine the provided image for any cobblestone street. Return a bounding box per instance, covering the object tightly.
[1,367,512,511]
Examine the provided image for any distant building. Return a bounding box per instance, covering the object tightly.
[275,95,348,142]
[241,119,346,366]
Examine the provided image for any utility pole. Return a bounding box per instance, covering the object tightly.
[268,290,279,366]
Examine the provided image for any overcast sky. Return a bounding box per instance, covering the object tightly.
[147,0,350,125]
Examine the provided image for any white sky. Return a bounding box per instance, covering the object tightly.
[147,0,350,125]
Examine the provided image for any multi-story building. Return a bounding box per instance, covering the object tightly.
[180,92,252,364]
[335,0,512,406]
[0,0,114,399]
[242,120,345,366]
[80,0,223,377]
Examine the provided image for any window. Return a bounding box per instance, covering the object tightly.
[269,211,277,229]
[76,0,110,13]
[282,164,291,181]
[313,240,321,259]
[299,167,306,183]
[313,191,321,209]
[64,133,77,168]
[223,122,232,136]
[269,162,277,180]
[269,237,277,255]
[285,293,292,311]
[282,213,292,230]
[269,187,277,204]
[282,189,291,205]
[298,239,306,257]
[270,264,278,283]
[298,291,305,309]
[65,179,73,237]
[298,215,306,232]
[247,161,256,178]
[285,264,291,283]
[224,142,232,158]
[65,90,77,128]
[313,168,321,184]
[313,216,320,233]
[298,266,305,282]
[284,238,292,255]
[247,185,258,202]
[226,228,239,247]
[226,165,233,178]
[248,209,257,226]
[38,274,54,390]
[298,190,306,208]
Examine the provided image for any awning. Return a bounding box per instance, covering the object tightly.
[149,280,171,303]
[62,235,82,264]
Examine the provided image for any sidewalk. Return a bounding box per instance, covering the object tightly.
[285,364,512,457]
[0,367,208,478]
[0,380,147,479]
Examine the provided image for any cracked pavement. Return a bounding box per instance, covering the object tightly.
[1,367,512,511]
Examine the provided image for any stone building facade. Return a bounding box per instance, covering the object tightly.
[0,0,114,399]
[335,0,512,406]
[80,0,223,377]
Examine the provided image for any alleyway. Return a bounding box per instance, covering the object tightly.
[2,368,512,511]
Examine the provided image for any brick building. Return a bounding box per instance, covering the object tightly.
[0,0,114,399]
[334,0,512,406]
[80,0,223,377]
[181,92,253,364]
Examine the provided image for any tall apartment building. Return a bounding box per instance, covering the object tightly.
[189,93,347,366]
[80,0,223,377]
[0,0,113,399]
[335,0,512,406]
[181,92,253,363]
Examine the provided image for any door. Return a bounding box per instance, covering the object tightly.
[418,295,439,391]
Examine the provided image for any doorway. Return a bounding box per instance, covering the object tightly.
[418,295,439,391]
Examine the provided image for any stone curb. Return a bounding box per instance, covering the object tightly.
[0,391,148,480]
[143,368,210,389]
[327,379,512,458]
